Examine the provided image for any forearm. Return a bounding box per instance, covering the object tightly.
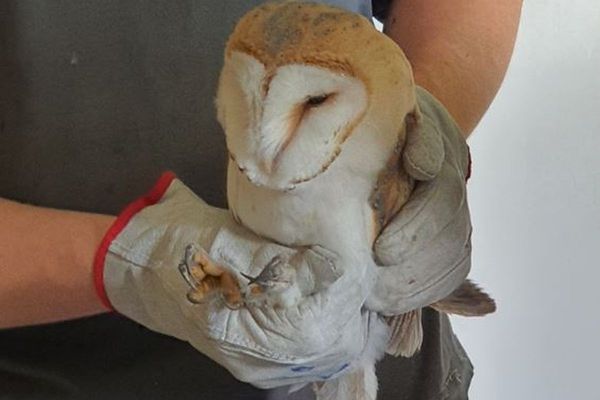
[384,0,523,136]
[0,198,114,328]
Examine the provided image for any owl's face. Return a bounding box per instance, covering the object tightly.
[217,51,369,191]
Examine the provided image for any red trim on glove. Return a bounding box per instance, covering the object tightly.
[93,171,177,311]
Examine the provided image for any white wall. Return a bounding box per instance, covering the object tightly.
[451,1,600,399]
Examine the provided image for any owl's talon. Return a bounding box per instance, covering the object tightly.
[179,244,242,307]
[189,261,207,282]
[222,292,244,310]
[186,289,206,304]
[220,271,243,309]
[179,254,200,290]
[194,249,225,277]
[185,276,219,304]
[184,243,196,258]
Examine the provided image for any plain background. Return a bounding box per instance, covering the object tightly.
[447,1,600,399]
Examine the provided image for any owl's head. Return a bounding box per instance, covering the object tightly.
[217,2,434,191]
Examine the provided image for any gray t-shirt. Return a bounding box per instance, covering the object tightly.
[0,1,472,398]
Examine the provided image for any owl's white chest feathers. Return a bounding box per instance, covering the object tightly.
[227,160,378,267]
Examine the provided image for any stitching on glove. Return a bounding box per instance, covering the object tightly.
[207,326,304,362]
[108,242,154,267]
[405,154,436,180]
[404,114,443,180]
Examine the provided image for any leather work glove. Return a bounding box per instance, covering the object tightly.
[366,86,473,315]
[93,172,378,389]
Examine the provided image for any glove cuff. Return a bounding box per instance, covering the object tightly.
[93,171,177,310]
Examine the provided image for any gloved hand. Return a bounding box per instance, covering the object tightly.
[93,172,378,389]
[366,86,473,315]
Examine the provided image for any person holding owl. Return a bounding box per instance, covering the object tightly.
[0,1,521,399]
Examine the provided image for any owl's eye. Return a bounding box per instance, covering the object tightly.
[306,93,331,107]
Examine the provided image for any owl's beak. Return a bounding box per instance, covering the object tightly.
[256,137,288,176]
[229,149,298,192]
[254,104,304,176]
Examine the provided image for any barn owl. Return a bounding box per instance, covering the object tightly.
[186,2,495,399]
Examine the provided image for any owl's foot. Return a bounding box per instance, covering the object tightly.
[178,244,243,309]
[239,255,301,308]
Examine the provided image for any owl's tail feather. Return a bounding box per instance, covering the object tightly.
[385,308,423,357]
[430,279,497,316]
[313,364,378,400]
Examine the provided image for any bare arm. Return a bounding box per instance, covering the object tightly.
[0,198,114,329]
[383,0,523,136]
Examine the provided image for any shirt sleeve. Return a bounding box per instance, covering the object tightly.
[372,0,391,23]
[319,0,374,18]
